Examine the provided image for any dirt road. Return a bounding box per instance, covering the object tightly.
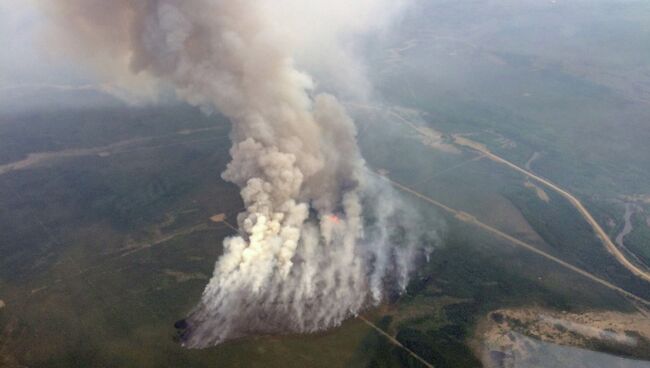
[375,172,650,308]
[453,135,650,284]
[349,102,650,285]
[0,126,226,177]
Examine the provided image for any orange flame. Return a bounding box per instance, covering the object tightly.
[328,214,341,224]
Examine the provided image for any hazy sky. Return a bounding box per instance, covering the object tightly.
[0,1,91,88]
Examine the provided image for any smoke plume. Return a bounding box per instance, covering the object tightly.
[42,0,434,348]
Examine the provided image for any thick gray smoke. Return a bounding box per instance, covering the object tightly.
[43,0,434,348]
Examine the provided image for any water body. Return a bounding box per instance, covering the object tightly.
[615,203,650,271]
[616,203,636,248]
[482,332,650,368]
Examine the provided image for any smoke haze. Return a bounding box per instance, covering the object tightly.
[42,0,435,348]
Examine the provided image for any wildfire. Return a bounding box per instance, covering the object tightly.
[327,214,341,224]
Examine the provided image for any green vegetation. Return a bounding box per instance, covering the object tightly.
[1,101,639,367]
[4,1,650,366]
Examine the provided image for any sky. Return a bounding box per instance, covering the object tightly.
[0,1,91,88]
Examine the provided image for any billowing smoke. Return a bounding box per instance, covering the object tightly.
[42,0,435,348]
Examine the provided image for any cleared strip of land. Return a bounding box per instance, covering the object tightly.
[0,126,227,177]
[358,315,435,368]
[356,101,650,285]
[374,172,650,308]
[452,135,650,284]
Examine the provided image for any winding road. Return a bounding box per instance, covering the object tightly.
[351,101,650,285]
[452,135,650,285]
[350,101,650,285]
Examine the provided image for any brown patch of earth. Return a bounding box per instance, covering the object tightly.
[164,270,208,283]
[471,307,650,367]
[210,213,226,223]
[524,180,550,203]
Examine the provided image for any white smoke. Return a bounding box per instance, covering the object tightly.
[41,0,435,348]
